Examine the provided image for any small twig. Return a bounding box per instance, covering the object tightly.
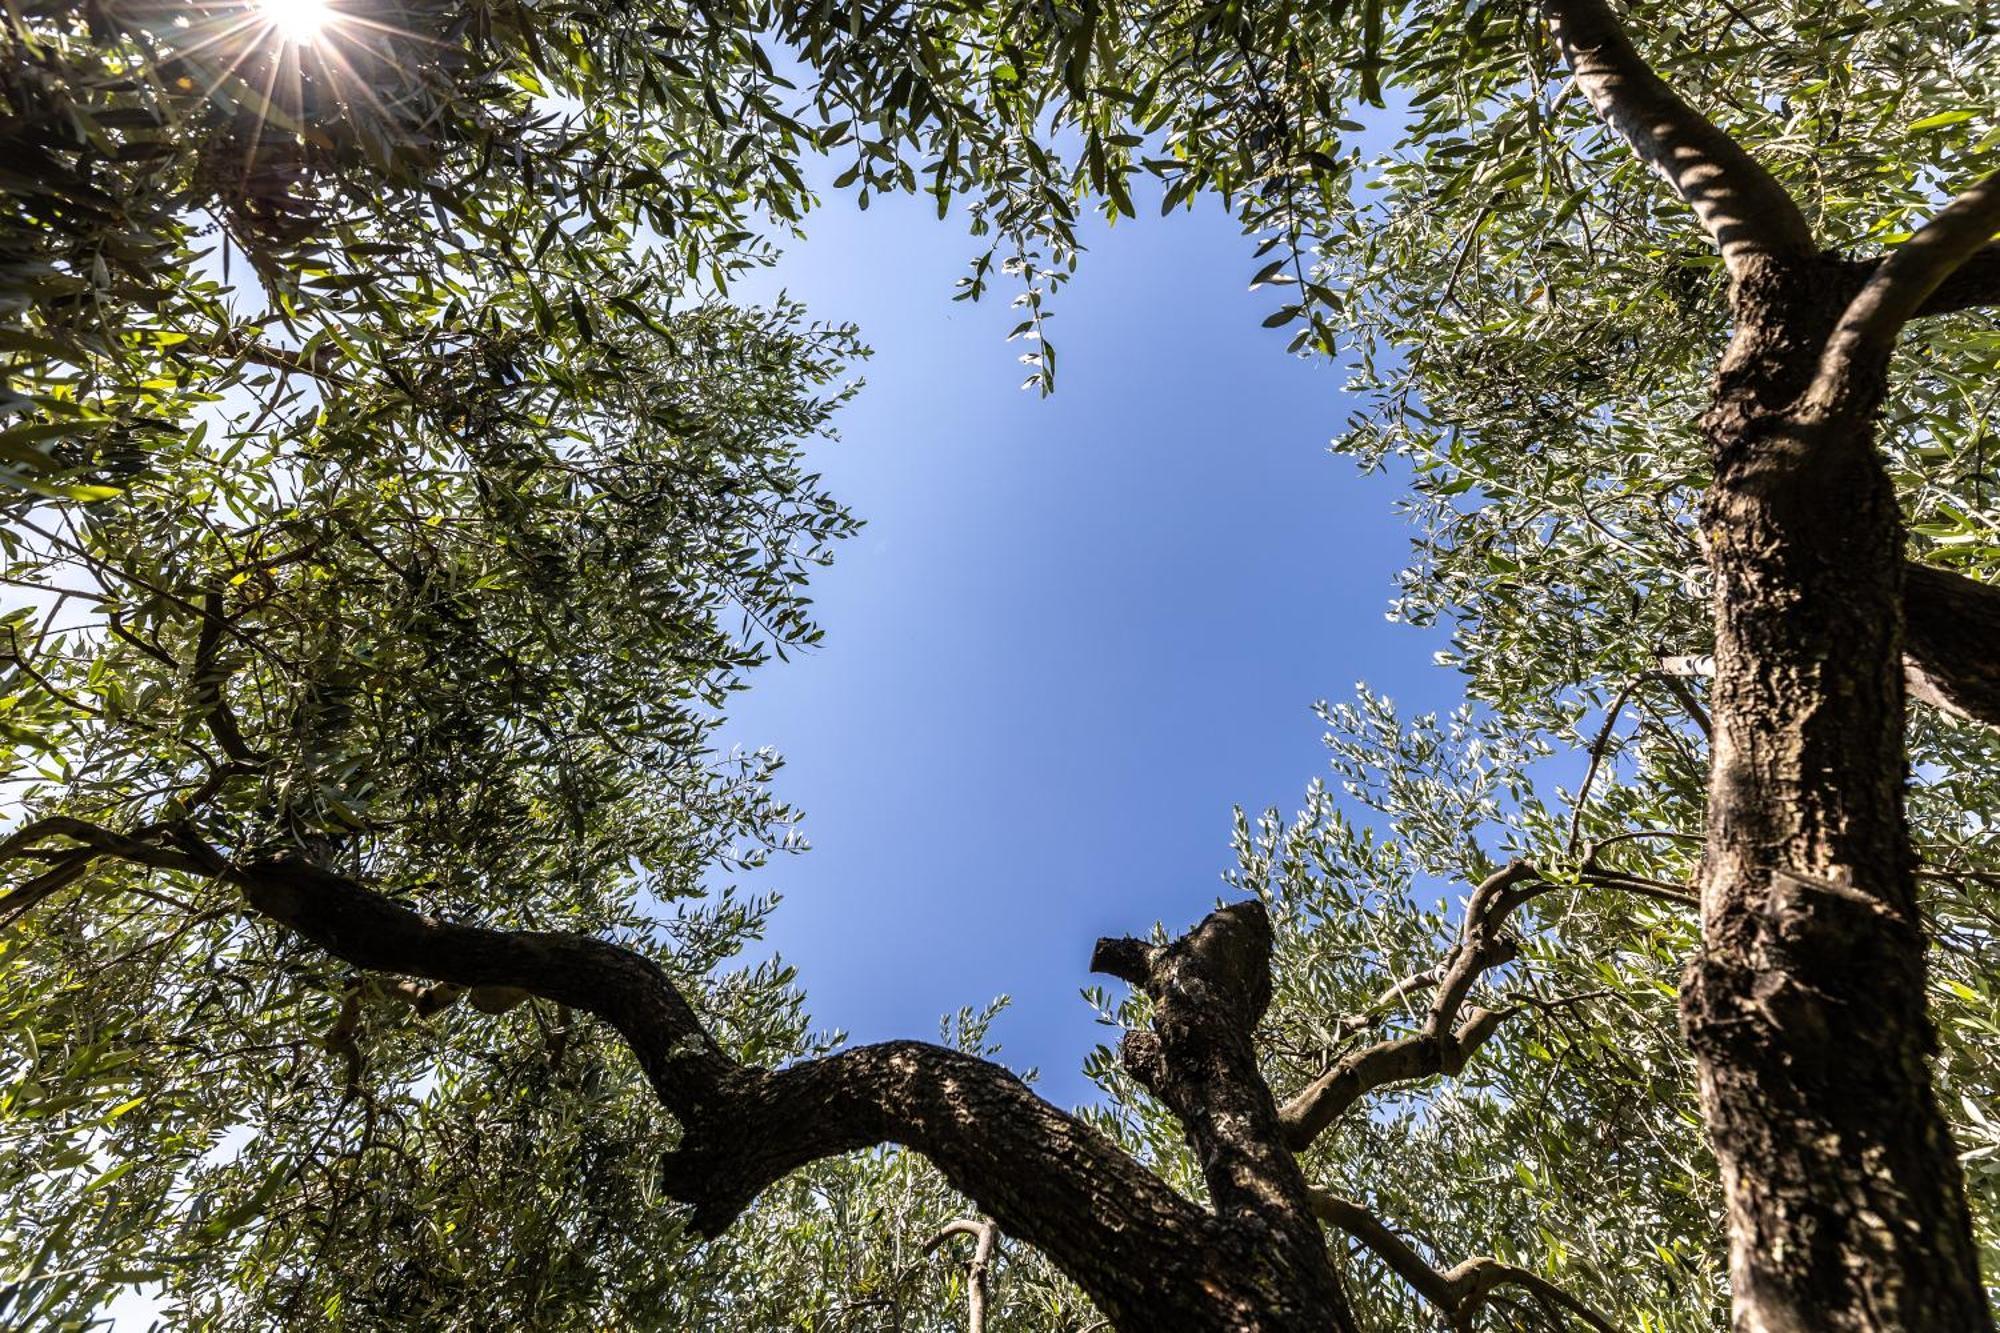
[926,1217,1001,1333]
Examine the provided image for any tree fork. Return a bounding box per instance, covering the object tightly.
[1543,0,1997,1319]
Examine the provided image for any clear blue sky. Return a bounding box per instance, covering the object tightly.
[724,189,1459,1107]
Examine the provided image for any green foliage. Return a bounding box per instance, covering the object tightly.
[7,0,2000,1328]
[2,0,868,1325]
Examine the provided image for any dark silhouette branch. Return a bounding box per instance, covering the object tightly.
[192,591,270,767]
[1842,241,2000,319]
[1664,560,2000,731]
[1542,0,1815,277]
[1308,1190,1616,1331]
[0,821,1345,1331]
[0,850,99,930]
[1904,562,2000,728]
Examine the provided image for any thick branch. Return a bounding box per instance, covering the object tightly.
[0,824,1317,1332]
[1844,242,2000,319]
[1308,1190,1615,1332]
[1092,904,1295,1215]
[1543,0,1815,276]
[1665,560,2000,730]
[1091,900,1356,1329]
[1904,562,2000,728]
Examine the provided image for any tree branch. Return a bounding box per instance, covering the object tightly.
[1904,561,2000,728]
[0,823,1340,1331]
[1543,0,1815,277]
[927,1218,1000,1333]
[1093,905,1295,1216]
[192,591,270,767]
[1666,561,2000,731]
[1803,171,2000,430]
[1277,859,1692,1150]
[1843,241,2000,319]
[1308,1190,1615,1331]
[1279,862,1539,1150]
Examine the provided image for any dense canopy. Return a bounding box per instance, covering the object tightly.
[3,0,1997,1329]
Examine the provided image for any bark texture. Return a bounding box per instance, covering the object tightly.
[236,856,1341,1331]
[0,818,1681,1329]
[1544,1,1996,1324]
[1682,253,1988,1333]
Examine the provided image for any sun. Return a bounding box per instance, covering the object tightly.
[258,0,334,44]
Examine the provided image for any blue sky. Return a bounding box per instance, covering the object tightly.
[726,188,1459,1106]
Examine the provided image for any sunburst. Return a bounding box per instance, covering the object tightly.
[257,0,334,45]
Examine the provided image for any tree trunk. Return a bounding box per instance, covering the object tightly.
[1683,255,1990,1332]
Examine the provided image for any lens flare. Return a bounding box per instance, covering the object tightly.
[258,0,333,44]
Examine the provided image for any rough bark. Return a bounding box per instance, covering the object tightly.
[1,820,1367,1332]
[1091,904,1358,1332]
[1682,248,1989,1332]
[238,856,1331,1331]
[1541,1,1996,1322]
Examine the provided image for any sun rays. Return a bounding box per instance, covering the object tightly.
[257,0,334,45]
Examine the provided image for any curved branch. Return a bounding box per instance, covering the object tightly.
[1805,171,2000,427]
[1279,862,1539,1150]
[192,591,270,767]
[927,1218,1000,1333]
[0,824,1341,1332]
[1844,241,2000,319]
[1308,1190,1615,1331]
[1278,860,1692,1149]
[1543,0,1815,276]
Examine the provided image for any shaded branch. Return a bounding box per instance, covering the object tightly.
[1308,1190,1615,1332]
[0,850,99,931]
[1665,559,2000,732]
[1903,561,2000,729]
[192,592,270,767]
[0,822,1323,1332]
[1843,241,2000,319]
[1543,0,1815,276]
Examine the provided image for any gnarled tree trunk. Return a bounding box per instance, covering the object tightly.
[1544,2,1998,1326]
[1685,253,1987,1333]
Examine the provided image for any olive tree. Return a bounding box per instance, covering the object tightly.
[6,0,2000,1329]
